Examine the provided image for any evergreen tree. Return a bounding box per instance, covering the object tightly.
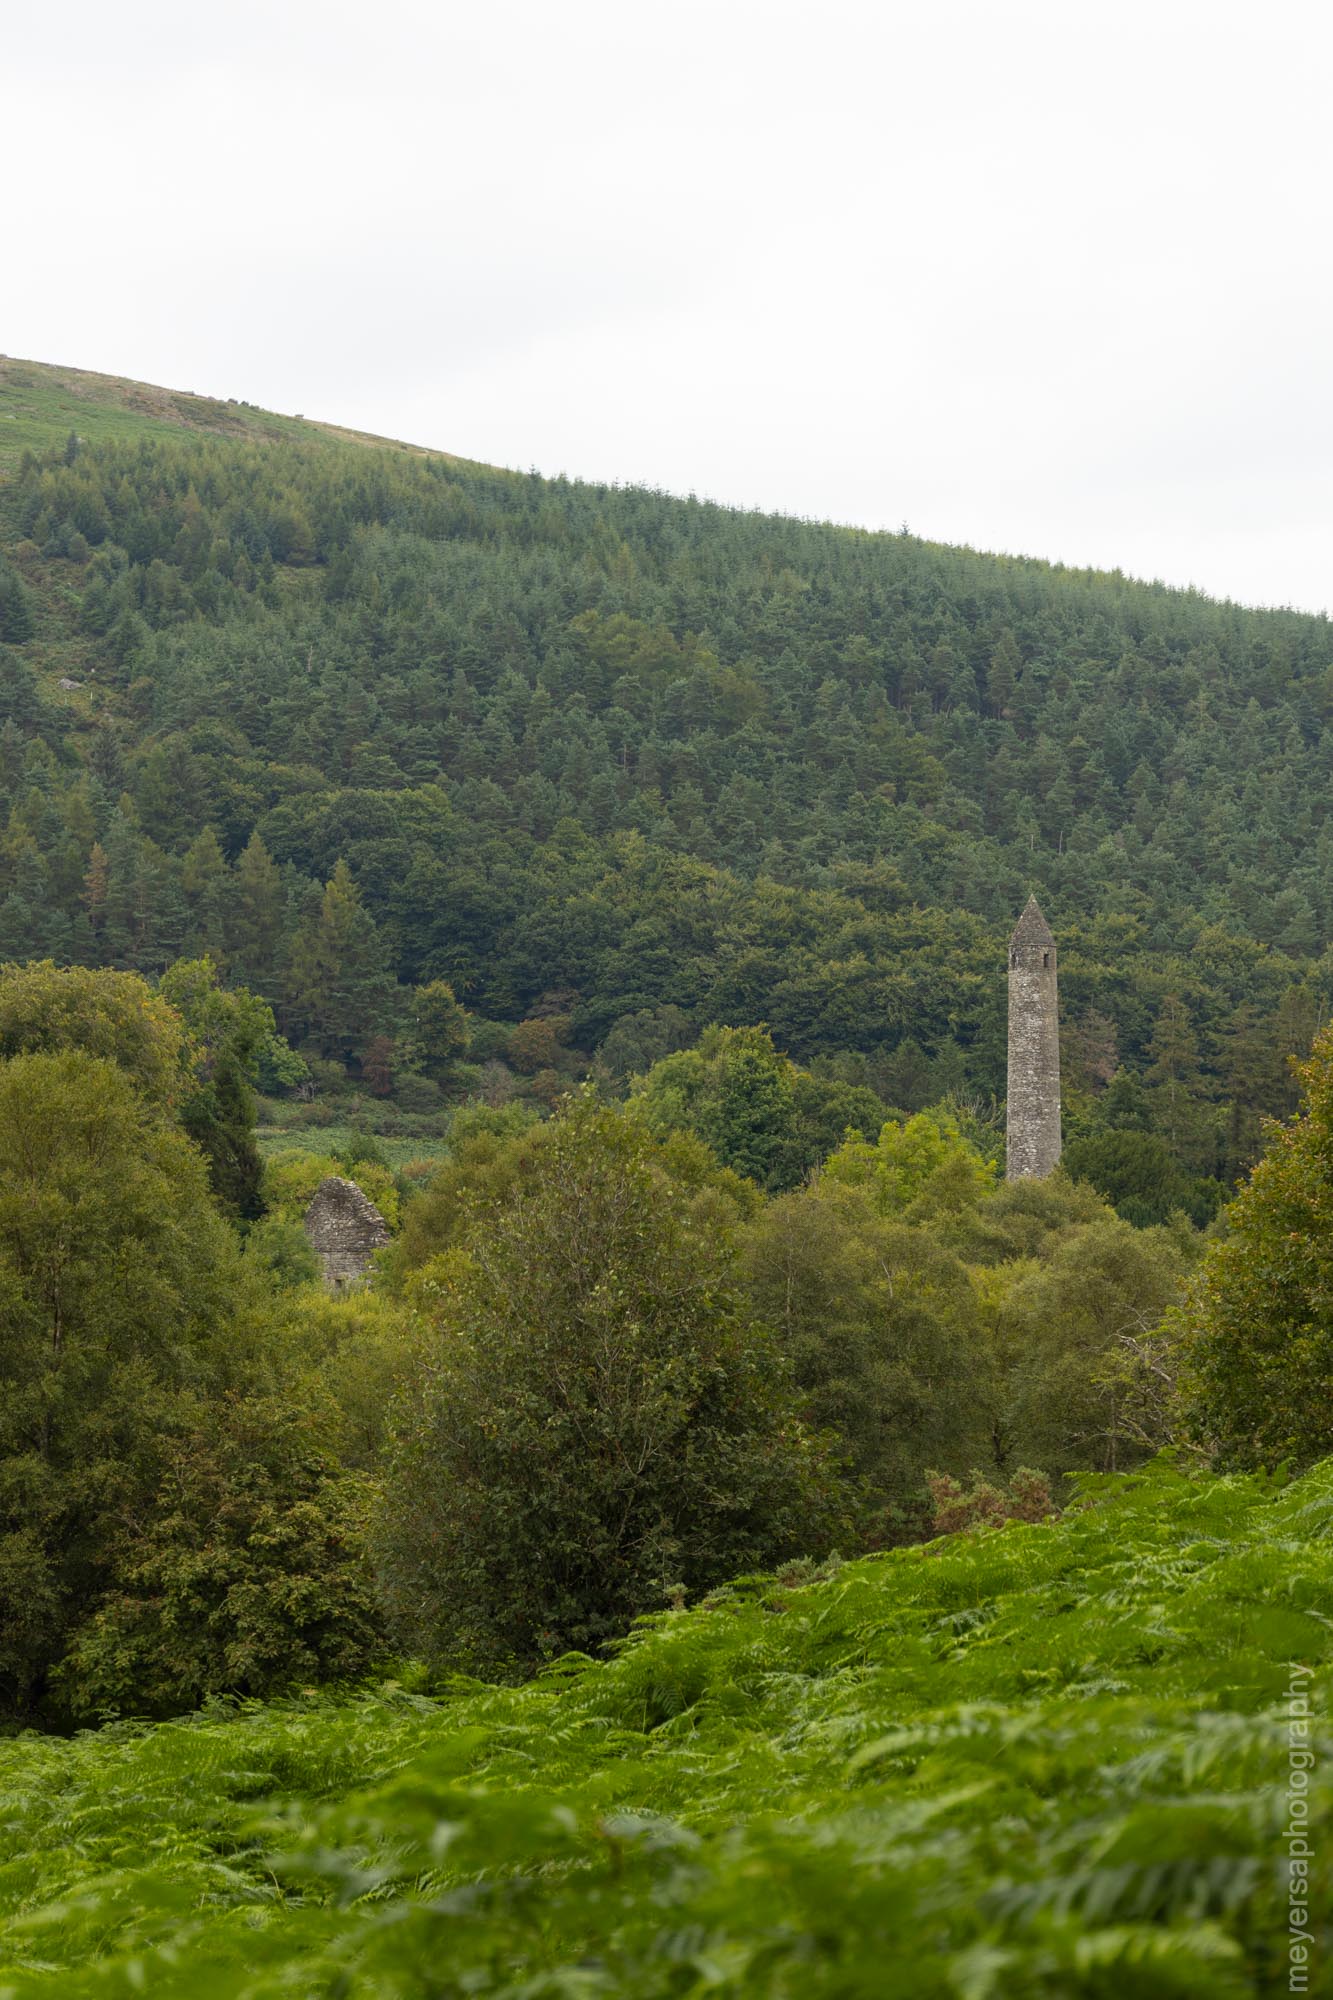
[284,860,394,1059]
[229,830,284,993]
[159,957,270,1221]
[1143,994,1205,1151]
[985,632,1021,716]
[82,841,110,943]
[181,826,229,961]
[0,569,35,644]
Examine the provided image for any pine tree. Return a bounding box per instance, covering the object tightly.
[82,842,110,943]
[986,632,1021,717]
[285,860,394,1060]
[180,1048,265,1220]
[1144,994,1203,1148]
[230,830,284,994]
[0,567,35,645]
[181,826,228,962]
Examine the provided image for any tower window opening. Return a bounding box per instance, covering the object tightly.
[1042,950,1050,968]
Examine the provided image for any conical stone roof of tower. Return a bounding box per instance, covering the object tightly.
[1009,895,1055,949]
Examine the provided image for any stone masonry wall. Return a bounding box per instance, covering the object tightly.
[1006,921,1061,1180]
[303,1175,391,1291]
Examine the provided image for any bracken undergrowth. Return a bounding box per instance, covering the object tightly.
[1,1455,1330,1997]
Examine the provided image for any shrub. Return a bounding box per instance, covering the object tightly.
[241,1214,321,1291]
[394,1073,442,1113]
[58,1397,384,1720]
[507,1016,566,1075]
[925,1465,1054,1535]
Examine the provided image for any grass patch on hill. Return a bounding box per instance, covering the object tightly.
[255,1123,452,1173]
[0,358,323,468]
[0,356,473,473]
[0,1457,1328,1996]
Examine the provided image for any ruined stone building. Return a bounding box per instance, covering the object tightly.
[1006,896,1061,1179]
[303,1175,391,1290]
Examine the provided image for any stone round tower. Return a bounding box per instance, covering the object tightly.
[1006,896,1061,1179]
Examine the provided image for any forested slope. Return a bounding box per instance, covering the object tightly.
[2,354,1330,1193]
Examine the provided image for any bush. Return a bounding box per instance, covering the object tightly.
[925,1465,1054,1535]
[507,1016,567,1075]
[335,1130,390,1172]
[58,1397,384,1720]
[466,1019,514,1064]
[241,1214,321,1291]
[394,1073,442,1113]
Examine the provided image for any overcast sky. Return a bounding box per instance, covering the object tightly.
[7,0,1332,613]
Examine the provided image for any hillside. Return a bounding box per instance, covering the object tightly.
[0,354,458,465]
[1,354,1331,1203]
[2,360,1332,1996]
[3,1457,1328,1997]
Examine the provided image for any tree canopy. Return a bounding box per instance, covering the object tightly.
[376,1099,845,1673]
[1175,1022,1333,1469]
[2,418,1332,1195]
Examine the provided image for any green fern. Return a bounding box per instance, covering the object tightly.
[0,1456,1329,1995]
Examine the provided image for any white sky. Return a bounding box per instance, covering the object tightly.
[7,0,1332,613]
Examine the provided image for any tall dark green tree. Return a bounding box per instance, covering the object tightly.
[0,567,35,643]
[284,860,395,1059]
[159,957,270,1221]
[229,829,284,993]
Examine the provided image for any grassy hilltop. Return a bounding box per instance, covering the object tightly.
[0,353,457,466]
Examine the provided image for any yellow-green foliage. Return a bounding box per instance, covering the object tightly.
[282,1289,423,1470]
[0,1048,244,1717]
[735,1166,1194,1496]
[262,1148,400,1232]
[0,1457,1328,1995]
[0,959,192,1108]
[823,1108,998,1216]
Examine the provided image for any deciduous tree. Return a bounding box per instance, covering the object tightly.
[376,1099,843,1672]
